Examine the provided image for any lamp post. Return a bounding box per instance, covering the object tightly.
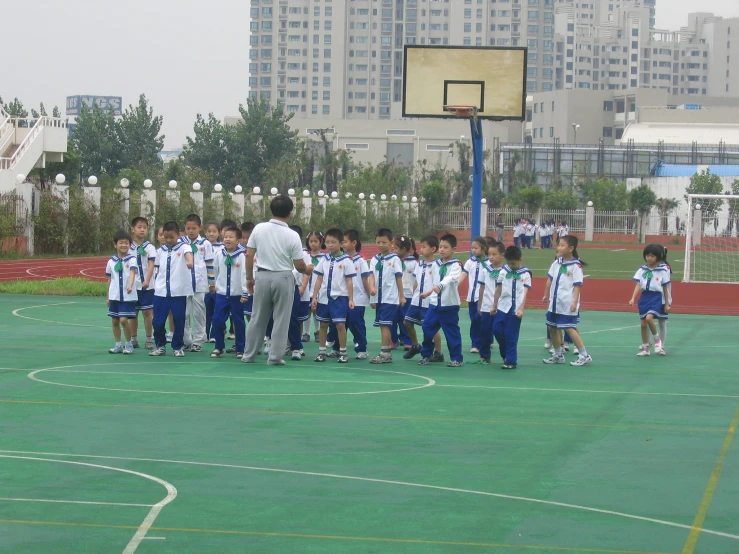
[572,123,580,144]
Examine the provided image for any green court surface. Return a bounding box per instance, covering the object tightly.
[1,295,738,554]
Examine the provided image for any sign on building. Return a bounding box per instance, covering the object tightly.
[66,96,123,116]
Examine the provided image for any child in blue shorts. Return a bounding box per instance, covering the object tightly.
[128,217,157,350]
[311,228,356,363]
[369,228,405,364]
[403,234,442,360]
[107,231,139,355]
[629,244,672,356]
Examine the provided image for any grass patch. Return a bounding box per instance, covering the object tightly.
[0,277,107,296]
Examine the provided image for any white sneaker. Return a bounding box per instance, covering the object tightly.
[227,333,235,340]
[144,338,154,350]
[326,341,335,349]
[573,347,580,355]
[570,354,593,367]
[291,350,302,361]
[173,349,185,357]
[355,352,368,360]
[122,343,134,355]
[263,340,271,355]
[544,339,552,349]
[108,344,124,354]
[149,346,166,356]
[563,344,570,352]
[543,355,565,364]
[166,332,173,343]
[654,338,664,352]
[656,346,667,356]
[636,345,650,357]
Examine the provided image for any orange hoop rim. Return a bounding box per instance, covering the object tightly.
[443,104,478,118]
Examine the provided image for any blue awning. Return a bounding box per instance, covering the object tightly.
[653,163,739,177]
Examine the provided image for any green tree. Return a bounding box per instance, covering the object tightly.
[419,179,447,210]
[52,106,61,118]
[231,97,299,188]
[0,97,28,118]
[685,169,724,218]
[726,180,739,235]
[29,140,82,188]
[182,113,236,185]
[340,162,412,198]
[116,94,165,171]
[578,178,629,211]
[656,197,680,234]
[544,188,579,210]
[73,103,121,179]
[628,184,657,215]
[512,185,545,213]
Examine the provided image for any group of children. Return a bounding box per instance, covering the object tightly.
[512,219,568,250]
[106,214,672,368]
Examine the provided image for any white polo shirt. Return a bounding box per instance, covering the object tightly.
[558,225,569,237]
[213,245,248,297]
[428,258,462,308]
[294,251,313,289]
[129,241,157,290]
[495,265,532,314]
[546,257,584,315]
[370,253,403,305]
[106,255,138,302]
[314,253,356,301]
[247,219,304,272]
[306,250,325,300]
[154,241,194,298]
[350,254,372,307]
[185,235,214,293]
[463,256,485,303]
[402,257,418,299]
[477,262,503,312]
[410,259,435,308]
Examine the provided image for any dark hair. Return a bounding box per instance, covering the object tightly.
[487,241,505,255]
[270,195,294,218]
[241,221,255,233]
[220,219,237,231]
[560,221,568,227]
[393,234,417,260]
[289,224,303,238]
[130,216,148,228]
[439,233,457,248]
[162,221,180,233]
[113,230,132,244]
[376,228,393,241]
[643,243,667,263]
[504,245,523,261]
[420,234,439,250]
[471,235,487,253]
[223,226,243,239]
[560,235,587,266]
[185,213,202,226]
[344,229,362,253]
[205,221,219,230]
[484,236,498,248]
[325,228,344,243]
[306,231,325,250]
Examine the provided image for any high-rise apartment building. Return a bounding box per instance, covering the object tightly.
[247,0,735,121]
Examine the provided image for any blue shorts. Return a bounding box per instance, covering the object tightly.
[243,295,254,316]
[404,304,427,325]
[298,300,311,322]
[545,311,580,329]
[374,302,401,327]
[136,288,155,311]
[316,297,349,324]
[638,291,668,320]
[108,300,136,319]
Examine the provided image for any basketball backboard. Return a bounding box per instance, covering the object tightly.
[402,45,527,121]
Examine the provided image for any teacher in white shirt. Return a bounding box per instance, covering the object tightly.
[242,195,310,365]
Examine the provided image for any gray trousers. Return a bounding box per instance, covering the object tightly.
[243,270,295,363]
[496,227,504,242]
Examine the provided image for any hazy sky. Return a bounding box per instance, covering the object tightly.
[4,0,738,150]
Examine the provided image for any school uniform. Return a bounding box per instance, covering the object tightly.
[205,241,222,338]
[129,241,157,311]
[463,255,485,350]
[420,258,463,362]
[513,223,523,247]
[288,251,313,352]
[405,259,434,326]
[493,265,532,366]
[545,257,583,329]
[211,245,248,353]
[106,254,138,318]
[524,224,536,249]
[184,236,214,348]
[153,242,193,350]
[557,224,569,240]
[396,256,418,346]
[339,254,372,353]
[370,252,404,327]
[476,261,503,361]
[314,253,356,324]
[633,263,671,320]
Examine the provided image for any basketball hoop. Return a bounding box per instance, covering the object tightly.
[443,104,478,121]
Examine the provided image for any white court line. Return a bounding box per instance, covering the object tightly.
[611,249,627,252]
[0,454,177,554]
[11,302,95,328]
[435,383,739,399]
[0,497,152,508]
[80,267,106,280]
[1,449,737,544]
[519,325,639,341]
[27,363,436,397]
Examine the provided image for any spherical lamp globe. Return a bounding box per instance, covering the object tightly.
[587,200,593,207]
[143,179,153,188]
[302,189,310,197]
[234,185,243,194]
[15,174,25,184]
[391,194,397,201]
[214,184,223,192]
[380,194,387,200]
[288,188,295,196]
[369,193,376,200]
[411,196,418,203]
[402,195,408,202]
[253,186,261,195]
[270,187,278,195]
[695,204,702,210]
[330,191,338,198]
[120,178,130,188]
[358,193,365,200]
[168,180,177,189]
[192,182,201,191]
[318,190,325,198]
[481,198,487,204]
[55,174,66,185]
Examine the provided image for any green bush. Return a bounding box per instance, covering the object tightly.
[33,189,68,255]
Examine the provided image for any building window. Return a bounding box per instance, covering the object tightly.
[602,127,613,137]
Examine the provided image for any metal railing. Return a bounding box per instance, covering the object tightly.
[429,208,470,230]
[0,116,67,170]
[539,209,586,233]
[593,210,637,235]
[0,106,14,156]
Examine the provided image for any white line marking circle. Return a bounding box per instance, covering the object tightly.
[12,302,96,328]
[27,362,436,397]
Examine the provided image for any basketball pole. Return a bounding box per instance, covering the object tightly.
[470,116,484,242]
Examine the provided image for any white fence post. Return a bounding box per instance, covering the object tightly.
[141,189,156,240]
[479,200,488,237]
[52,184,69,254]
[585,204,594,242]
[190,191,204,219]
[17,182,35,255]
[692,207,702,247]
[118,187,130,230]
[301,193,312,225]
[232,193,245,221]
